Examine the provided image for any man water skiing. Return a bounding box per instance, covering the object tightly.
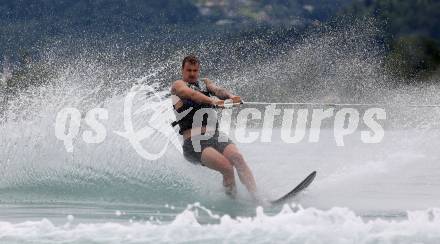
[171,55,258,200]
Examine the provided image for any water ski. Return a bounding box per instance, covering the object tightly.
[270,171,317,205]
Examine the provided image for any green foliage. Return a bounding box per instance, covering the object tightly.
[385,36,440,80]
[342,0,440,80]
[344,0,440,39]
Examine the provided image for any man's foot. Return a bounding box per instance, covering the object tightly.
[251,192,270,207]
[224,185,237,199]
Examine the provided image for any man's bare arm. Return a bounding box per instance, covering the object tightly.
[171,80,218,106]
[202,78,233,100]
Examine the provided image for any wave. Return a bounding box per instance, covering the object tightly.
[0,204,439,244]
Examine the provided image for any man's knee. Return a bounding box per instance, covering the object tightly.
[228,152,246,168]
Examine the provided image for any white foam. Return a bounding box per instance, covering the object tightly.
[1,205,439,244]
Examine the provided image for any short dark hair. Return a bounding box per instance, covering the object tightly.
[182,55,200,69]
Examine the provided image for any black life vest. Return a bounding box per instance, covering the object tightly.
[171,81,218,135]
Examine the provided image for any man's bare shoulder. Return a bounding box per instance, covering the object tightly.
[202,77,215,85]
[172,79,186,86]
[171,80,186,94]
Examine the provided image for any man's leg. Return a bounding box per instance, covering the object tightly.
[200,147,237,197]
[222,144,257,195]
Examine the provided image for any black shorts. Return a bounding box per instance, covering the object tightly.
[182,131,234,164]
